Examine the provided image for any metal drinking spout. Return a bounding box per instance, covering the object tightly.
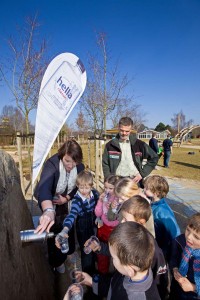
[20,230,54,243]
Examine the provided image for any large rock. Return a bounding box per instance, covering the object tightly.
[0,150,55,300]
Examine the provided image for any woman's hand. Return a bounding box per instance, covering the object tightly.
[53,194,68,206]
[132,173,142,183]
[35,210,55,234]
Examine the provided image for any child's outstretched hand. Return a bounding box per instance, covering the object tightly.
[95,217,103,228]
[173,268,183,281]
[80,271,93,286]
[55,227,69,249]
[84,238,101,252]
[63,283,83,300]
[178,277,196,293]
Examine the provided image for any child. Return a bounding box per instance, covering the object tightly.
[81,222,160,299]
[95,175,120,274]
[120,196,169,299]
[143,175,180,259]
[108,177,155,237]
[55,170,99,275]
[107,177,140,221]
[169,213,200,300]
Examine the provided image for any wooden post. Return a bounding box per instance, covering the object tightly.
[99,140,104,179]
[87,139,91,169]
[16,132,25,196]
[95,136,99,190]
[57,133,60,150]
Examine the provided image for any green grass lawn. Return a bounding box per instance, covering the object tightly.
[80,142,200,181]
[2,139,200,182]
[153,147,200,181]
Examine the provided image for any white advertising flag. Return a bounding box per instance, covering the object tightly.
[32,53,87,187]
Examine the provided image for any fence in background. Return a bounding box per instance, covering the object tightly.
[8,134,106,196]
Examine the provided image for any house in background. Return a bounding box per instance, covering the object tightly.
[102,128,170,141]
[137,129,171,140]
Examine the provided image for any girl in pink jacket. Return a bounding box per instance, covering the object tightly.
[95,175,120,274]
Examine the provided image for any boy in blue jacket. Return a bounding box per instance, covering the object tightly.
[143,175,180,260]
[55,170,99,275]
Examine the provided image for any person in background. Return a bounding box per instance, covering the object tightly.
[149,132,159,154]
[162,134,173,168]
[169,213,200,300]
[55,170,99,275]
[143,175,180,260]
[102,116,158,187]
[34,139,84,273]
[95,175,120,274]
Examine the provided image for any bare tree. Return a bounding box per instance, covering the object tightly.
[110,97,146,130]
[1,105,27,133]
[80,32,143,135]
[0,14,48,175]
[75,111,89,134]
[171,110,193,133]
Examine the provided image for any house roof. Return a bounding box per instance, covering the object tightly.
[105,128,136,135]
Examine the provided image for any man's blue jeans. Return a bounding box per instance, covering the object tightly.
[164,151,171,167]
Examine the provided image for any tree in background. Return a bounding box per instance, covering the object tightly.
[0,105,28,134]
[75,111,89,134]
[110,96,146,130]
[171,110,193,133]
[154,122,166,132]
[80,32,144,135]
[0,14,48,175]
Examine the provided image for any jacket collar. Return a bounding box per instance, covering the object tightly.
[113,133,137,145]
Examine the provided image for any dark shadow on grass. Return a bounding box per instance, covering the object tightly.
[172,161,200,169]
[166,198,198,233]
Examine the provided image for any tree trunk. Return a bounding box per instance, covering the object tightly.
[0,150,55,300]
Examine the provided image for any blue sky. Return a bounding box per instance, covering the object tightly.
[0,0,200,129]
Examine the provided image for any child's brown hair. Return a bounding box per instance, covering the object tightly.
[109,222,155,271]
[76,170,93,187]
[114,177,139,199]
[187,213,200,233]
[105,175,121,186]
[143,175,169,199]
[120,195,151,223]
